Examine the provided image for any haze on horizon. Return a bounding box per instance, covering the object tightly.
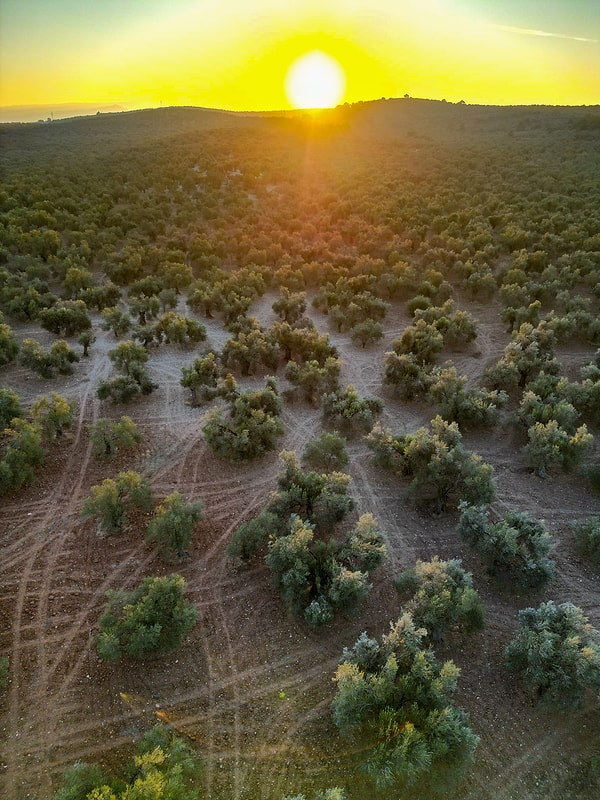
[0,0,598,123]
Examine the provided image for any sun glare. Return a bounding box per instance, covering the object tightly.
[285,51,346,110]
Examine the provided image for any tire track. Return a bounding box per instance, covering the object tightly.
[2,353,112,798]
[48,545,160,703]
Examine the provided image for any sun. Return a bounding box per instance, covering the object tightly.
[285,51,346,110]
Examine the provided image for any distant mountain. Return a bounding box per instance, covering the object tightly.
[0,103,128,123]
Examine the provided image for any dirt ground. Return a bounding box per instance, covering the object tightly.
[1,292,599,800]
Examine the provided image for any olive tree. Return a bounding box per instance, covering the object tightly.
[395,556,484,641]
[129,293,160,325]
[342,513,388,573]
[96,574,197,661]
[88,415,141,458]
[322,385,383,434]
[266,515,374,625]
[268,450,355,535]
[39,299,91,336]
[457,503,554,591]
[154,311,206,347]
[98,340,157,402]
[147,491,203,560]
[573,517,600,566]
[523,419,593,476]
[367,416,495,512]
[77,329,96,357]
[180,352,220,405]
[0,418,45,495]
[101,306,132,338]
[82,470,152,533]
[51,724,201,800]
[427,365,506,429]
[284,790,346,800]
[285,357,342,404]
[383,350,430,399]
[202,379,284,461]
[272,288,307,324]
[0,314,19,366]
[303,431,349,472]
[108,340,149,375]
[484,322,559,391]
[222,324,277,376]
[0,656,8,691]
[31,392,75,439]
[230,452,386,626]
[350,319,384,349]
[391,318,444,365]
[0,388,24,429]
[505,601,600,708]
[332,614,478,789]
[20,338,80,378]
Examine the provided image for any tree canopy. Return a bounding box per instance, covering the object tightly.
[51,724,202,800]
[367,416,495,512]
[332,613,478,789]
[147,491,203,560]
[395,556,484,641]
[96,574,198,661]
[505,601,600,709]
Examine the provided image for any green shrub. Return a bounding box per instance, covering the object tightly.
[51,724,201,800]
[96,574,197,660]
[88,415,142,458]
[202,379,284,461]
[82,470,152,533]
[395,556,484,640]
[367,416,495,512]
[505,601,600,708]
[0,419,45,495]
[147,492,203,560]
[322,385,383,433]
[332,614,478,789]
[574,517,600,565]
[302,431,349,472]
[458,504,554,590]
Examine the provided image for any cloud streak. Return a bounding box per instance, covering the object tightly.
[492,23,598,44]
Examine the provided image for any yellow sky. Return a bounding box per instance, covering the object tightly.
[0,0,598,111]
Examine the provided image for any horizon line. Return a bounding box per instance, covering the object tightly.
[1,96,599,124]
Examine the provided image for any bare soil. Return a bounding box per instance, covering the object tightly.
[1,295,599,800]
